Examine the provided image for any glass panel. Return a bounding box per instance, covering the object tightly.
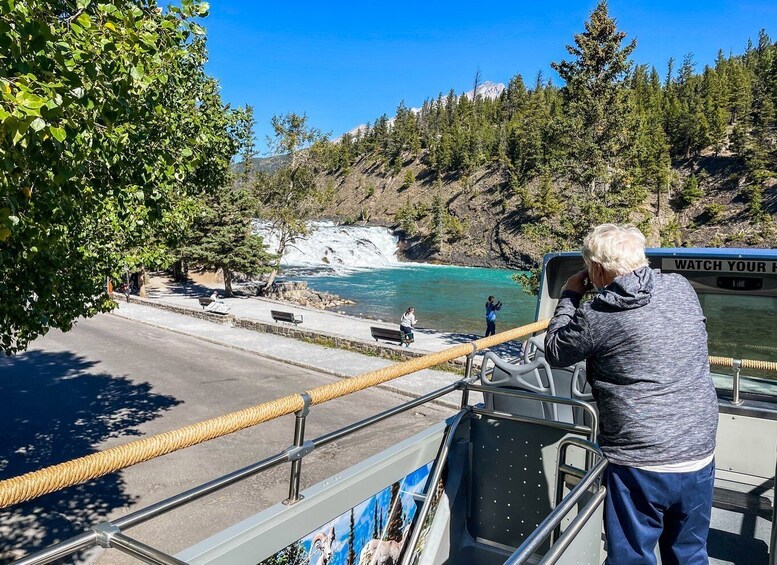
[698,293,777,396]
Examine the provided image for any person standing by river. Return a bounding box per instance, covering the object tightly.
[485,296,502,337]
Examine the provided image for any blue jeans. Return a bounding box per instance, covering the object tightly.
[485,320,496,336]
[604,460,715,565]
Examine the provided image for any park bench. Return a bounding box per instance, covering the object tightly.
[271,310,303,325]
[370,326,413,347]
[199,296,230,315]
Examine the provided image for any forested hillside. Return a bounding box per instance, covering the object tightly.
[311,2,777,269]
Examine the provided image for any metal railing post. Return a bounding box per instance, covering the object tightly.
[460,351,477,408]
[731,359,743,406]
[284,392,312,504]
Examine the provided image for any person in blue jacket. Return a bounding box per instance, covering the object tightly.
[485,296,502,336]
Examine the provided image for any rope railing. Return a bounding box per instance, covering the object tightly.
[0,319,550,510]
[1,317,773,511]
[708,355,777,372]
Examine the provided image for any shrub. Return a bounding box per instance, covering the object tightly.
[678,174,703,208]
[704,203,726,223]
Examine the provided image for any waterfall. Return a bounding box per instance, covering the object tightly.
[254,221,400,274]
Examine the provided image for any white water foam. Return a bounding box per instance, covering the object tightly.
[254,221,400,274]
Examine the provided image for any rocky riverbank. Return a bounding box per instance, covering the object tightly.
[262,281,354,309]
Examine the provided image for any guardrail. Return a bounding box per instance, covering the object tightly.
[4,319,776,564]
[0,319,550,510]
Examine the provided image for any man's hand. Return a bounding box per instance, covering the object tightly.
[561,270,590,295]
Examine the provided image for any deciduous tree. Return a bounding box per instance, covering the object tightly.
[0,0,240,353]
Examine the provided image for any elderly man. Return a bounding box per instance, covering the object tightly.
[544,224,718,565]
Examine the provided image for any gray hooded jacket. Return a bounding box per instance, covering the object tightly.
[545,267,718,467]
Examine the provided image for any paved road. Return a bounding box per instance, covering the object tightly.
[0,315,455,564]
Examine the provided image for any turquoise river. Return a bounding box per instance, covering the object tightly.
[291,264,535,336]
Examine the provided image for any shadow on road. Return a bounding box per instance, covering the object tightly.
[415,328,525,360]
[0,350,182,562]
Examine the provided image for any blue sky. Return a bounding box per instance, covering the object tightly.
[202,1,777,153]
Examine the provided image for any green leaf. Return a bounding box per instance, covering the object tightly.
[50,126,66,142]
[76,12,91,29]
[30,117,46,131]
[17,91,46,109]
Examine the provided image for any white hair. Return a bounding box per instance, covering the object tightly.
[582,224,648,276]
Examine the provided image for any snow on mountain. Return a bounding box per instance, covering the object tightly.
[464,80,506,101]
[336,80,506,141]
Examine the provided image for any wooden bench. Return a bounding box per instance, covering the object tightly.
[198,297,214,309]
[370,326,413,347]
[271,310,303,325]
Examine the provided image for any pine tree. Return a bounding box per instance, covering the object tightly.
[550,0,636,215]
[678,174,703,207]
[372,501,380,539]
[385,482,405,542]
[402,169,415,190]
[260,540,306,565]
[346,508,357,565]
[183,187,272,296]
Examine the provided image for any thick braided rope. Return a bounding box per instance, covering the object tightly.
[306,320,551,405]
[0,394,304,508]
[709,356,777,372]
[2,317,770,510]
[0,320,548,509]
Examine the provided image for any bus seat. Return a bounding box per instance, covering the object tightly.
[480,351,558,421]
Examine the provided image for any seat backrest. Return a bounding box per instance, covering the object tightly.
[479,351,557,421]
[522,333,546,364]
[569,363,595,426]
[520,333,596,425]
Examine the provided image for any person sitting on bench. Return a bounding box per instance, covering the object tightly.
[399,306,416,344]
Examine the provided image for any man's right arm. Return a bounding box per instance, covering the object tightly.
[544,291,595,367]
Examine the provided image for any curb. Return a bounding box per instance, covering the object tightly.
[111,293,467,371]
[110,310,467,411]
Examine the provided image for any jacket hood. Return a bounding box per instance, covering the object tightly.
[594,266,654,310]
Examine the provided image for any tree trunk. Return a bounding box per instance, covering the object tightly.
[262,233,287,294]
[172,258,188,282]
[264,268,278,291]
[139,264,147,298]
[224,268,233,297]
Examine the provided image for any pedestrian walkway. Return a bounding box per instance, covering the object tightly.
[112,301,486,407]
[148,283,510,355]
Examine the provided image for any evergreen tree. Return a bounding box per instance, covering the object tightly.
[386,482,405,542]
[347,508,357,565]
[183,187,272,296]
[551,0,636,209]
[260,540,307,565]
[678,174,704,207]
